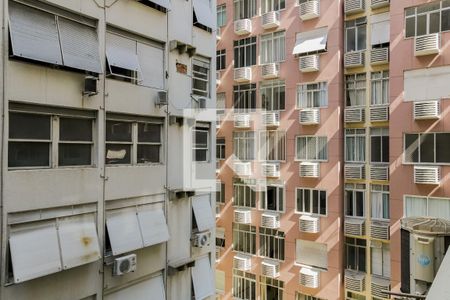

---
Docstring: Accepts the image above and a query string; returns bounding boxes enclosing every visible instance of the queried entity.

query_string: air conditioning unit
[370,47,389,65]
[345,270,366,292]
[83,76,98,96]
[261,63,279,79]
[197,97,207,109]
[413,100,440,120]
[261,213,280,229]
[234,162,252,176]
[299,0,320,20]
[299,268,320,288]
[299,162,320,178]
[156,90,168,106]
[262,111,280,127]
[262,260,280,278]
[344,51,365,68]
[344,0,365,15]
[414,166,440,185]
[299,215,320,233]
[234,67,252,83]
[370,165,389,181]
[369,105,389,122]
[193,231,211,248]
[371,276,391,299]
[261,11,280,29]
[299,108,320,125]
[113,254,137,276]
[371,0,390,9]
[415,33,440,56]
[233,254,251,271]
[234,19,252,35]
[344,164,365,180]
[345,218,365,236]
[234,113,251,128]
[413,234,435,282]
[261,162,280,178]
[344,107,365,123]
[299,54,320,72]
[234,209,252,224]
[371,221,390,240]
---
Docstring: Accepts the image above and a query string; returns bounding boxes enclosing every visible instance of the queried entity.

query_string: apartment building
[215,0,345,299]
[0,0,216,299]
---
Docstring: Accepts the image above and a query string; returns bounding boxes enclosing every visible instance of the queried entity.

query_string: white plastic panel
[192,256,215,300]
[106,32,141,72]
[9,221,62,283]
[137,208,170,247]
[105,274,165,300]
[9,2,63,65]
[58,17,102,73]
[192,195,215,231]
[193,0,216,30]
[58,214,101,270]
[293,27,328,55]
[137,42,164,89]
[370,12,390,45]
[106,208,143,255]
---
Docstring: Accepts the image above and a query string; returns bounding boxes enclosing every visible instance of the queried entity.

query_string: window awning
[193,0,216,30]
[137,207,170,247]
[192,256,215,300]
[192,195,215,231]
[292,27,328,55]
[296,239,328,270]
[370,12,390,45]
[106,32,141,73]
[105,274,165,300]
[140,0,171,10]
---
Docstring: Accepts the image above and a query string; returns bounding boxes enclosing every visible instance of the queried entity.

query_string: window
[293,27,328,57]
[9,108,94,168]
[217,138,226,160]
[370,128,389,163]
[216,181,225,204]
[233,270,256,300]
[216,49,226,71]
[297,82,328,108]
[371,71,389,105]
[216,227,226,247]
[217,92,226,124]
[346,73,366,107]
[296,293,326,300]
[260,31,285,64]
[405,1,450,38]
[234,37,257,68]
[233,179,256,208]
[295,239,328,270]
[296,136,328,161]
[193,124,210,162]
[233,223,256,254]
[217,4,227,27]
[105,116,162,165]
[233,131,256,161]
[260,276,284,300]
[296,188,327,216]
[404,132,450,164]
[345,184,365,217]
[371,242,390,277]
[260,185,284,212]
[371,185,389,220]
[261,0,285,13]
[234,84,256,111]
[259,228,285,260]
[404,195,450,219]
[261,80,285,111]
[192,57,210,97]
[345,129,366,162]
[346,292,366,300]
[234,0,256,20]
[259,131,286,161]
[345,17,367,52]
[345,237,366,272]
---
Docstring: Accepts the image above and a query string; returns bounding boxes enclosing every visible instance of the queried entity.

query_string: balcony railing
[344,51,365,68]
[370,105,389,122]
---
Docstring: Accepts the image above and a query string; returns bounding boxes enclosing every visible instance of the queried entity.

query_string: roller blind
[137,42,164,89]
[370,12,390,45]
[106,32,141,73]
[296,239,328,270]
[404,66,450,101]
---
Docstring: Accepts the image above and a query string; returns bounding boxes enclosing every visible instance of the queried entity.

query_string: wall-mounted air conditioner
[345,270,366,292]
[299,268,320,288]
[370,165,389,181]
[415,33,440,56]
[234,209,252,224]
[83,76,98,96]
[344,51,365,68]
[299,0,320,20]
[261,260,280,278]
[299,215,320,233]
[371,221,390,240]
[261,63,280,79]
[234,161,252,176]
[344,164,365,180]
[261,213,280,229]
[234,67,252,83]
[233,254,251,271]
[299,108,320,125]
[299,54,320,72]
[344,107,365,123]
[262,111,280,127]
[261,11,280,29]
[344,218,365,236]
[413,100,440,120]
[234,113,251,128]
[414,166,440,185]
[261,162,280,178]
[113,254,137,276]
[193,231,211,248]
[234,19,252,35]
[369,105,388,122]
[299,162,320,178]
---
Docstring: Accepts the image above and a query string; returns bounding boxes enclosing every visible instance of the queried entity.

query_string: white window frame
[345,183,366,218]
[232,223,257,255]
[232,270,257,300]
[260,276,284,300]
[233,180,256,208]
[345,128,366,162]
[193,126,210,162]
[371,184,390,220]
[345,17,367,52]
[261,0,285,13]
[404,195,450,219]
[345,73,367,107]
[216,49,226,71]
[261,80,286,111]
[260,185,284,212]
[217,4,227,27]
[216,137,226,160]
[259,227,285,261]
[260,31,286,64]
[234,37,257,68]
[296,293,325,300]
[192,57,210,98]
[295,136,328,161]
[371,242,391,278]
[296,82,328,109]
[404,1,450,38]
[295,188,327,216]
[403,132,450,165]
[371,71,389,105]
[370,128,389,164]
[345,237,367,272]
[259,131,286,162]
[233,131,256,161]
[233,0,256,20]
[233,83,257,111]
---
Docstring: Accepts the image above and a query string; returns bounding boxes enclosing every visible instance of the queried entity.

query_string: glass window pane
[195,149,208,161]
[8,142,50,167]
[436,133,450,163]
[346,28,356,52]
[138,123,161,143]
[420,133,435,163]
[195,130,208,148]
[442,9,450,31]
[417,14,427,36]
[9,113,50,140]
[404,134,419,163]
[59,118,92,141]
[312,190,319,214]
[346,191,354,216]
[382,135,389,163]
[320,191,327,215]
[357,25,366,50]
[371,136,381,162]
[137,145,160,163]
[58,144,91,166]
[405,17,416,37]
[430,12,440,33]
[356,192,364,217]
[105,144,131,164]
[304,189,311,213]
[106,121,132,142]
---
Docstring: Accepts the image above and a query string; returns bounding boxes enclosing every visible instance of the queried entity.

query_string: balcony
[261,212,280,229]
[261,11,280,29]
[262,111,280,127]
[299,162,320,178]
[299,54,319,72]
[344,107,365,123]
[371,276,391,299]
[414,166,440,185]
[299,108,320,125]
[370,164,389,181]
[345,270,366,292]
[299,0,320,21]
[261,162,280,178]
[344,51,365,68]
[415,33,440,56]
[234,113,251,128]
[299,268,320,288]
[233,161,252,176]
[345,164,365,180]
[371,0,389,9]
[344,0,365,15]
[370,105,389,122]
[299,215,320,233]
[345,218,365,236]
[234,209,252,224]
[262,259,280,278]
[234,19,252,35]
[261,63,279,79]
[413,100,440,120]
[371,220,390,240]
[370,47,389,65]
[233,253,252,271]
[234,67,252,83]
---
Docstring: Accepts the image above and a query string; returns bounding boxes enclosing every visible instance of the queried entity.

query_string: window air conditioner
[193,231,211,248]
[156,91,168,106]
[113,254,137,276]
[83,76,98,96]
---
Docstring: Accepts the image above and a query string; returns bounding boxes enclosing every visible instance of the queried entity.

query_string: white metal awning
[427,245,450,299]
[141,0,171,10]
[293,27,328,55]
[193,0,216,30]
[106,32,141,73]
[105,274,166,300]
[370,12,390,46]
[192,195,215,231]
[192,256,215,300]
[137,207,170,247]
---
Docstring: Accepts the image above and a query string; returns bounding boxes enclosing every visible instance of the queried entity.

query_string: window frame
[260,185,285,213]
[216,49,226,71]
[370,71,389,106]
[296,82,328,109]
[371,184,390,220]
[371,242,391,278]
[232,270,257,300]
[295,135,328,162]
[345,73,367,107]
[345,128,366,163]
[295,188,327,216]
[260,31,286,64]
[233,83,257,112]
[345,183,366,218]
[403,132,450,165]
[261,0,285,13]
[216,137,226,160]
[233,0,257,20]
[404,1,450,38]
[403,194,450,219]
[345,237,367,272]
[261,80,286,111]
[233,179,257,208]
[259,131,286,162]
[259,227,285,261]
[233,37,257,68]
[233,131,256,161]
[217,4,227,27]
[192,57,211,98]
[345,17,367,52]
[260,276,284,300]
[232,223,257,255]
[193,125,210,163]
[370,128,389,164]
